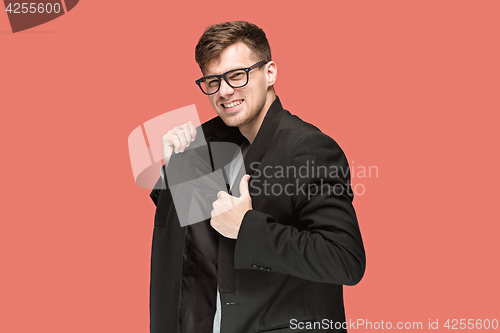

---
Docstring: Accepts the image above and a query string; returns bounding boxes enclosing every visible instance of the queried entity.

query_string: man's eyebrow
[204,65,248,77]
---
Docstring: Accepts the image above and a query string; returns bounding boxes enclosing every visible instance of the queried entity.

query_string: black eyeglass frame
[195,60,268,95]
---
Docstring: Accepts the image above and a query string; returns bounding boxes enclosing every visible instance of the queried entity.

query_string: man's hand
[161,121,197,166]
[210,175,252,239]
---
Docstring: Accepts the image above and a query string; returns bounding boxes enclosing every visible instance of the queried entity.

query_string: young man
[149,21,365,333]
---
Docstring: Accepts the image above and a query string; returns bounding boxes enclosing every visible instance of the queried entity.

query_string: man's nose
[219,78,235,97]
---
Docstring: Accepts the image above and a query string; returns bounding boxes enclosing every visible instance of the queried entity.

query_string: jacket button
[251,264,258,269]
[259,266,265,270]
[264,267,272,272]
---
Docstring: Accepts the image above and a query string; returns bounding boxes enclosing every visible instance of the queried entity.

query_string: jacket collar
[243,96,286,177]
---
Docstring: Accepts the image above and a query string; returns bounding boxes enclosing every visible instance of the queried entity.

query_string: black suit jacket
[149,96,365,333]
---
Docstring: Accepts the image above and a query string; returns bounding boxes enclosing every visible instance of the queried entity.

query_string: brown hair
[195,21,272,73]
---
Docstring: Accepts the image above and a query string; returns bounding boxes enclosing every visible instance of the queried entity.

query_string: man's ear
[266,61,277,86]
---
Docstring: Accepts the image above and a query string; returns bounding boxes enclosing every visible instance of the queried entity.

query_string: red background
[1,1,499,332]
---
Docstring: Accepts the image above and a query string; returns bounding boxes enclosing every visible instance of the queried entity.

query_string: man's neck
[238,90,276,144]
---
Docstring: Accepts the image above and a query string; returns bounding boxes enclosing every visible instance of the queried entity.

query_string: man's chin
[221,119,242,128]
[219,114,243,128]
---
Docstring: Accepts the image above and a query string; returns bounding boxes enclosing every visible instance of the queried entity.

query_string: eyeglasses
[195,60,267,95]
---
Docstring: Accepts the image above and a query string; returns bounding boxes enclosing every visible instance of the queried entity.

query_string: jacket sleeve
[234,131,366,285]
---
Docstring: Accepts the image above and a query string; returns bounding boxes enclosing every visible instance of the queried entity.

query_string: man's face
[203,42,270,128]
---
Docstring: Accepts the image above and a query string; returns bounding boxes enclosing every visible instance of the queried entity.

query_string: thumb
[239,174,250,198]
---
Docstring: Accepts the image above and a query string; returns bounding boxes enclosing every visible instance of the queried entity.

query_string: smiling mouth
[222,99,244,108]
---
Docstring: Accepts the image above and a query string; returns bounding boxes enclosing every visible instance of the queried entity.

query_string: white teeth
[223,100,243,108]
